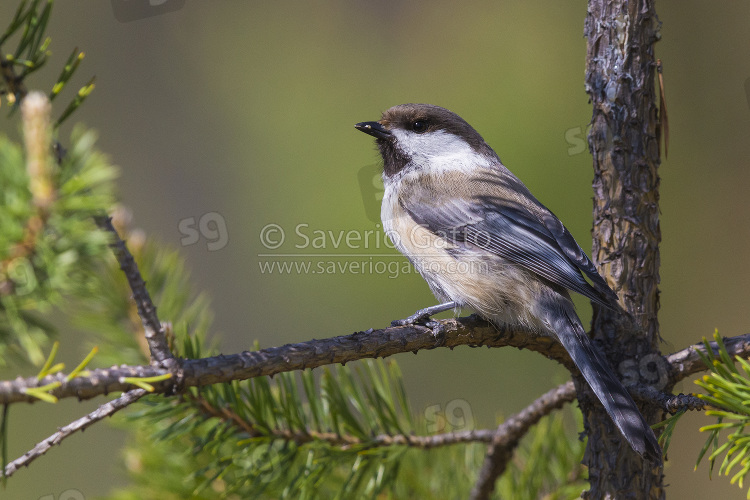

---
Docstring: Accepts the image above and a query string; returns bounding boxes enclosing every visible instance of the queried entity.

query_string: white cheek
[391,129,472,158]
[391,129,492,173]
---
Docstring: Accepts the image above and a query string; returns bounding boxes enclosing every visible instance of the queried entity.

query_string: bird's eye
[411,120,428,133]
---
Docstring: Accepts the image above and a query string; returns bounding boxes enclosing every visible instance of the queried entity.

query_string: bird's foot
[390,301,456,327]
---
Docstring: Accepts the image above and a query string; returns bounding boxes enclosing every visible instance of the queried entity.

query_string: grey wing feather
[537,211,620,307]
[400,183,618,310]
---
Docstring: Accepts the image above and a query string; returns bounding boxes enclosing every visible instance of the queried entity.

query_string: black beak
[355,121,391,140]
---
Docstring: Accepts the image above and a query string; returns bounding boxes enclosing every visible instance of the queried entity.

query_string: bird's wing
[399,171,619,310]
[535,209,620,307]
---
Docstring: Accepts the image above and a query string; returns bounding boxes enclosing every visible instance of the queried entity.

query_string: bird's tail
[549,303,662,464]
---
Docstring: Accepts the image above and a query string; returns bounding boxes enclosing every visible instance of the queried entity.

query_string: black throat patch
[377,138,411,178]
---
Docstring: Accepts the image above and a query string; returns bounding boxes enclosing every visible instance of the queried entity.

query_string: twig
[188,391,496,448]
[666,332,750,385]
[3,389,146,478]
[93,215,174,365]
[0,58,28,101]
[470,381,577,500]
[630,385,707,413]
[368,429,496,448]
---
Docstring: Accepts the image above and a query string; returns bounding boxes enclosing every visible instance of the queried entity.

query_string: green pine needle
[695,330,750,495]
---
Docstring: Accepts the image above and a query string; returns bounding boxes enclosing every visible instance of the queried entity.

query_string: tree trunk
[583,0,666,498]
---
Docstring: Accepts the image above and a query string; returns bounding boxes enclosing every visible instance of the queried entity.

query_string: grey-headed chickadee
[355,103,660,463]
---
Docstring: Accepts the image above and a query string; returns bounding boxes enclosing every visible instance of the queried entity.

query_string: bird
[355,103,661,463]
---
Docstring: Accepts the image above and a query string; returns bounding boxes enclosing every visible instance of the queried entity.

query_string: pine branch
[2,388,146,477]
[1,326,747,409]
[0,317,537,404]
[187,390,495,449]
[667,332,750,385]
[120,361,584,498]
[470,381,577,500]
[93,215,174,365]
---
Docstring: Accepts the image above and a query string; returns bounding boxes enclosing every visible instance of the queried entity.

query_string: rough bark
[584,0,666,498]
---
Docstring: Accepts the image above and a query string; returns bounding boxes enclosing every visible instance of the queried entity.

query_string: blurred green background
[1,1,749,498]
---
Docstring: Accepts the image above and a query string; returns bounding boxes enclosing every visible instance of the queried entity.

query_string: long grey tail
[549,303,662,464]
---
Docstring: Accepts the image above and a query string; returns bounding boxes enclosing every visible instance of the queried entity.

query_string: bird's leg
[391,301,457,327]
